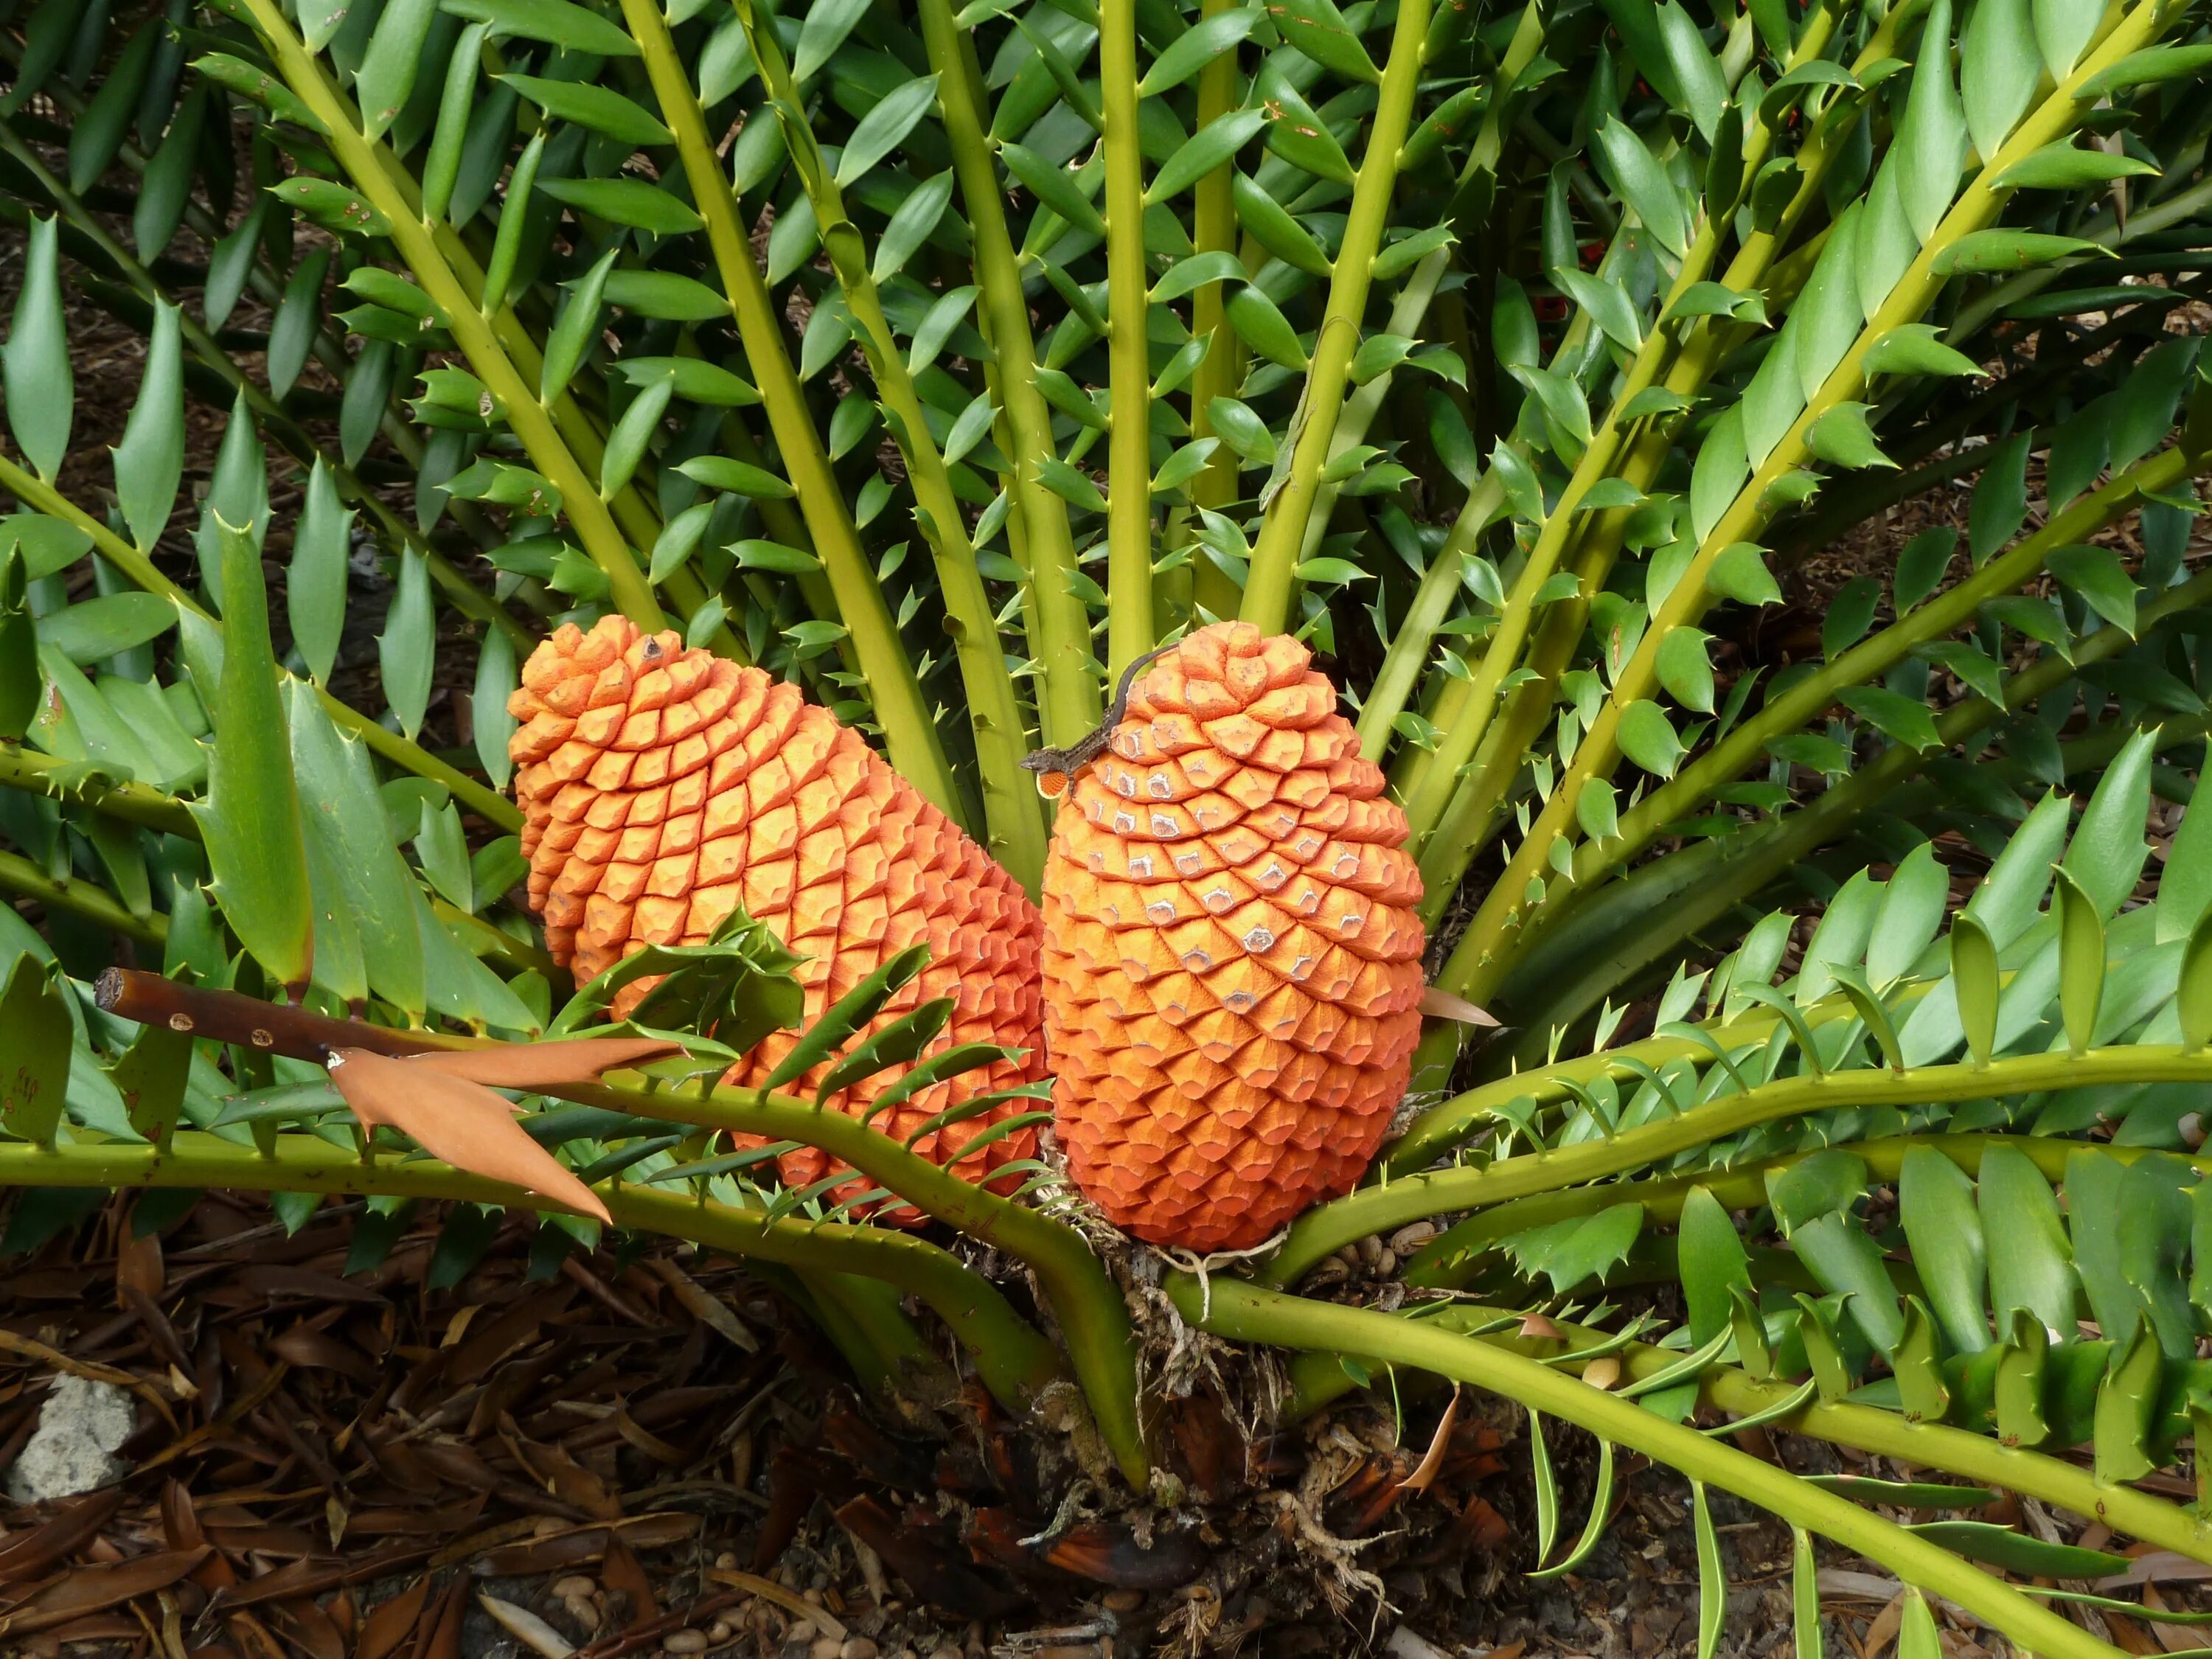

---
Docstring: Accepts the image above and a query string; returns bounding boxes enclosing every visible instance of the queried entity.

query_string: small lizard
[1019,643,1175,800]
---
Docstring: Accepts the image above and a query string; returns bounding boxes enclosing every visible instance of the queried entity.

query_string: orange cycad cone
[507,618,1045,1201]
[1040,622,1426,1252]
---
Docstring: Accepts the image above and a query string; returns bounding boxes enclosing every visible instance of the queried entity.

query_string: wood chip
[479,1593,579,1658]
[642,1259,759,1353]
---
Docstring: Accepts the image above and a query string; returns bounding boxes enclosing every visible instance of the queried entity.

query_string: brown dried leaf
[599,1534,656,1632]
[469,1516,699,1577]
[204,1545,434,1611]
[0,1491,127,1584]
[266,1596,346,1659]
[326,1048,611,1222]
[0,1547,209,1634]
[418,1577,469,1659]
[356,1576,431,1659]
[268,1326,377,1384]
[0,1330,173,1428]
[1397,1390,1460,1496]
[500,1421,622,1520]
[640,1259,758,1353]
[159,1481,204,1553]
[230,1265,389,1306]
[1862,1590,1907,1658]
[116,1229,164,1303]
[1042,1520,1208,1590]
[1419,987,1499,1026]
[611,1408,685,1468]
[408,1039,683,1088]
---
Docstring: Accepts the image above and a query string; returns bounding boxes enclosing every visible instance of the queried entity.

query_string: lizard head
[1018,748,1075,799]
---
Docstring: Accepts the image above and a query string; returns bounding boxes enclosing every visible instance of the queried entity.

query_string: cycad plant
[8,0,2212,1638]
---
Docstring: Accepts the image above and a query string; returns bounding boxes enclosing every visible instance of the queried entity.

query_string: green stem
[1410,504,1628,926]
[1408,1132,2212,1287]
[0,1132,1063,1412]
[913,0,1102,745]
[0,848,161,944]
[803,1268,946,1395]
[1238,0,1432,633]
[1448,0,2165,996]
[1783,299,2186,554]
[1266,1047,2212,1287]
[728,0,1046,880]
[620,0,966,830]
[1354,470,1503,759]
[1182,0,1248,627]
[1380,0,1795,817]
[234,0,671,634]
[0,745,552,980]
[1382,976,1840,1177]
[1948,173,2212,346]
[0,743,198,838]
[1281,1298,2212,1571]
[1295,248,1449,571]
[1394,6,1898,868]
[1100,0,1155,675]
[0,449,521,831]
[1591,439,2202,891]
[1463,557,2212,1034]
[1169,1277,2124,1659]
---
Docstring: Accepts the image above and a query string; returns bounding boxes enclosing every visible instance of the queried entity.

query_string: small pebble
[1388,1221,1437,1256]
[663,1632,708,1655]
[839,1640,878,1659]
[552,1576,598,1600]
[1102,1589,1144,1612]
[707,1621,734,1644]
[1374,1247,1397,1275]
[809,1637,842,1659]
[714,1551,740,1570]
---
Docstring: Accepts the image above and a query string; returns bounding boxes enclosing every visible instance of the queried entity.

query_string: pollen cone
[507,616,1045,1205]
[1040,622,1425,1252]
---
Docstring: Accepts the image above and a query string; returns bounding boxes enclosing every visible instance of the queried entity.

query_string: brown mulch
[0,1187,2199,1659]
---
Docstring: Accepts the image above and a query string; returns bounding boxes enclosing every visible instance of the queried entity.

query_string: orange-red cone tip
[1040,622,1426,1252]
[507,617,1045,1208]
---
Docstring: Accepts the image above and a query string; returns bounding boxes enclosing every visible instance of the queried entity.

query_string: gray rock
[6,1374,134,1503]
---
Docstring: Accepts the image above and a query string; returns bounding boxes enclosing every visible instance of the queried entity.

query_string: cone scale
[507,618,1045,1200]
